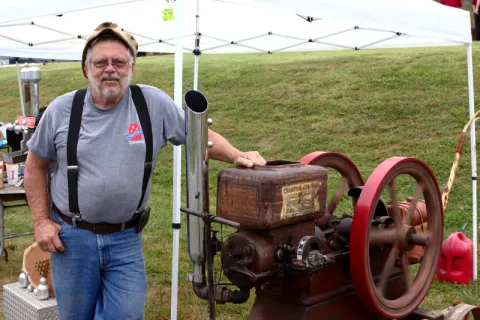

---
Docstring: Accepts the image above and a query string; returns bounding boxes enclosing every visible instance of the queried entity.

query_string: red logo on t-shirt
[125,123,143,141]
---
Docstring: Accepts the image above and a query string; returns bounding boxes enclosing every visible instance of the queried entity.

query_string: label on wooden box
[280,180,323,220]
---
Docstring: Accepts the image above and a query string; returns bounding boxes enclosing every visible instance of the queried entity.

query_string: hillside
[1,45,480,319]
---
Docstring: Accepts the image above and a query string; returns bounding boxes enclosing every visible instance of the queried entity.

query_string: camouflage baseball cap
[82,22,138,78]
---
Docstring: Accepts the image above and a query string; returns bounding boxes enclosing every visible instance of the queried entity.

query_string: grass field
[1,44,480,319]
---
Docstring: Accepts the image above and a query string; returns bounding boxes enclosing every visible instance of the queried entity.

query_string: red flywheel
[299,152,364,222]
[350,157,443,319]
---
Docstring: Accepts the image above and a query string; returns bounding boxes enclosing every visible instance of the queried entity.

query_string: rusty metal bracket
[444,303,480,320]
[408,304,480,320]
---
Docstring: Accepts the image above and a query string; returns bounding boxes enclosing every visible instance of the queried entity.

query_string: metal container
[20,65,31,117]
[30,67,41,118]
[4,283,59,320]
[3,150,28,164]
[216,160,327,229]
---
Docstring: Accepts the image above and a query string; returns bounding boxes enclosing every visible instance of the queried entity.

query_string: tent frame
[1,21,410,54]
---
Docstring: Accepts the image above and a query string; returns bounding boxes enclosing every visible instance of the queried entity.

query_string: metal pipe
[226,288,250,304]
[185,90,209,287]
[4,231,34,239]
[466,43,478,280]
[180,207,240,229]
[15,61,25,116]
[194,0,200,91]
[204,209,215,319]
[20,65,31,117]
[193,284,251,305]
[30,67,41,117]
[31,83,39,118]
[171,0,185,317]
[184,90,250,313]
[23,83,31,117]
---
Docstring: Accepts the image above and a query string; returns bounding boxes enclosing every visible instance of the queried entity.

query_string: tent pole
[194,56,199,90]
[194,0,200,91]
[15,60,25,116]
[171,0,185,318]
[466,43,477,280]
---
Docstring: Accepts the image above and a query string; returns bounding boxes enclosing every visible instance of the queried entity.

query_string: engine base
[249,274,405,320]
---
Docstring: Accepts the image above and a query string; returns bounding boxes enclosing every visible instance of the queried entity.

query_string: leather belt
[54,205,139,234]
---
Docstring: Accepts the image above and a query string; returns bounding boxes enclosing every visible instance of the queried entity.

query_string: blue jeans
[50,210,147,320]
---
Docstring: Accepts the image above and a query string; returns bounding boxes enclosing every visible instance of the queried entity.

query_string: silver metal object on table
[19,271,29,288]
[36,278,49,300]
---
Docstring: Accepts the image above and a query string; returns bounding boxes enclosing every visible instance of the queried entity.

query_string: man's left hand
[233,151,266,168]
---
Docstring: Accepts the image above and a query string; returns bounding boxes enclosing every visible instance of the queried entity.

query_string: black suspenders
[67,89,86,215]
[130,85,153,209]
[67,85,153,218]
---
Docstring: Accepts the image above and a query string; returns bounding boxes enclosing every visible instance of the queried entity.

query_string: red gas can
[437,232,473,285]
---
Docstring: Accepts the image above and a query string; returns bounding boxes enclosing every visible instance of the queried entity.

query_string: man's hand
[233,151,266,168]
[207,130,266,167]
[34,219,65,252]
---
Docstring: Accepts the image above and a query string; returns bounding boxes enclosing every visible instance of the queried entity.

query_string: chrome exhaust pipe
[184,91,250,316]
[185,90,209,286]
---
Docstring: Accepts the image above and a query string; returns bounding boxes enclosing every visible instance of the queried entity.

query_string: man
[440,0,462,8]
[474,0,480,41]
[24,22,265,320]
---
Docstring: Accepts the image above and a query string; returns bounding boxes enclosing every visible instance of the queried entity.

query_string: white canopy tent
[0,0,476,318]
[0,0,473,59]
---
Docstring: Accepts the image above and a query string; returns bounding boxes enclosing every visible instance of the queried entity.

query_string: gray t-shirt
[27,85,185,223]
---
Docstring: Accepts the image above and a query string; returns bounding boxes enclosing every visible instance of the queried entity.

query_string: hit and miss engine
[183,91,443,320]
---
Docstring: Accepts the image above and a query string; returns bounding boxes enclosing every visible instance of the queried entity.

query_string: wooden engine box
[216,161,327,229]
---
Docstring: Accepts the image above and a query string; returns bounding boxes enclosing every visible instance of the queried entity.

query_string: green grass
[2,44,480,319]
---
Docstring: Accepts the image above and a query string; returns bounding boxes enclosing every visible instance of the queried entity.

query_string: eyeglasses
[91,59,129,69]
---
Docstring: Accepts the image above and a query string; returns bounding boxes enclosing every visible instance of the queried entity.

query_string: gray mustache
[101,73,120,81]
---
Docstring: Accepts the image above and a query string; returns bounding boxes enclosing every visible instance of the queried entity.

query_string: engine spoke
[326,177,348,214]
[401,252,412,291]
[377,245,400,296]
[388,180,402,226]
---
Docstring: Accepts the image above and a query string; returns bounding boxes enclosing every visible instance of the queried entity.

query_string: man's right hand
[34,219,65,252]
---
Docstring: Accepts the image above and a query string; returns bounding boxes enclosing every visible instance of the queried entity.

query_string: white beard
[88,68,132,98]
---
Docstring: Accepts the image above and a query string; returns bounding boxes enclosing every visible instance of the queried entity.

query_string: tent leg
[466,43,477,280]
[171,0,185,319]
[194,0,200,91]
